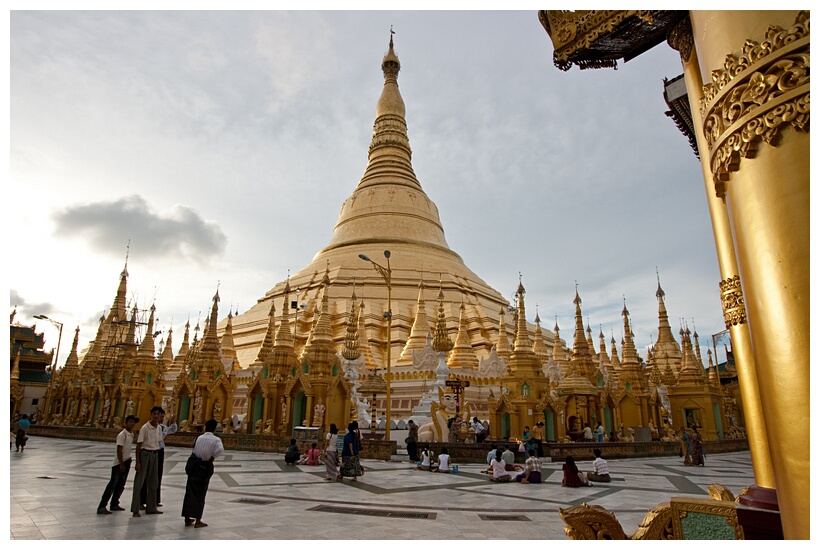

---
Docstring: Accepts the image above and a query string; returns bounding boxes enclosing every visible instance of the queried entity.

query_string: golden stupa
[226,36,549,416]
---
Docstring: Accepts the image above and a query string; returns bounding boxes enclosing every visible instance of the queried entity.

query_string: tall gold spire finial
[121,240,130,279]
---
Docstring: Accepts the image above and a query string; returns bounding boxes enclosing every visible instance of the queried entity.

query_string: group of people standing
[321,421,366,482]
[96,406,223,529]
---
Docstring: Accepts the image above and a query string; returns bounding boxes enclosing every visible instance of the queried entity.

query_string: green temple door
[252,394,264,429]
[293,392,307,428]
[180,395,191,423]
[501,412,511,440]
[544,409,555,441]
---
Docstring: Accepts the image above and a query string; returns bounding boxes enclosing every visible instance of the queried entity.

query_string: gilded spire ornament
[343,288,361,361]
[432,286,453,353]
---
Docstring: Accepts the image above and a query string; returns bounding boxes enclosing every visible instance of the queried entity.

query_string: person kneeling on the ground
[490,449,511,482]
[585,448,611,483]
[515,449,542,484]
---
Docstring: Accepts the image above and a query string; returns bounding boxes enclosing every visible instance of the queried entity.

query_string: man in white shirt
[472,417,486,443]
[97,415,137,514]
[141,411,176,508]
[585,448,611,483]
[182,419,224,528]
[130,406,165,517]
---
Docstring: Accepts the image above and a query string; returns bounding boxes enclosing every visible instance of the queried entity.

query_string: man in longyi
[182,418,224,528]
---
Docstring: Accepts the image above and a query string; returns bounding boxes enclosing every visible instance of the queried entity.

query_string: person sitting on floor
[284,439,300,466]
[415,446,433,471]
[515,449,542,484]
[501,444,524,471]
[305,442,321,466]
[489,449,511,482]
[585,448,611,483]
[431,447,452,473]
[562,455,591,487]
[296,443,310,465]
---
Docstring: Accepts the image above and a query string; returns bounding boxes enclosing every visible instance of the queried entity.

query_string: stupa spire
[513,276,532,353]
[448,299,479,368]
[319,33,453,256]
[253,300,277,368]
[221,310,238,368]
[495,308,512,362]
[398,278,432,364]
[273,279,294,349]
[532,307,549,363]
[137,303,157,358]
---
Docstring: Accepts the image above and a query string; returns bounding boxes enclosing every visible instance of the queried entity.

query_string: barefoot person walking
[182,419,224,528]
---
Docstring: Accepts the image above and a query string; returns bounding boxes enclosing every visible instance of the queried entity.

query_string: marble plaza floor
[7,435,755,541]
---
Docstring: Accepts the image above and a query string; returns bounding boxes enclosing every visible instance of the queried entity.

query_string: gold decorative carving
[701,11,810,196]
[719,275,747,328]
[708,484,737,502]
[631,502,675,540]
[559,503,628,540]
[667,16,693,62]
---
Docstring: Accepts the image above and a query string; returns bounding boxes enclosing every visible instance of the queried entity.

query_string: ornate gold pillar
[669,15,776,491]
[690,11,809,539]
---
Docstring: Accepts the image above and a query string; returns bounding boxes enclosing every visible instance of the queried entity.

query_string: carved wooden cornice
[540,10,687,71]
[701,11,810,196]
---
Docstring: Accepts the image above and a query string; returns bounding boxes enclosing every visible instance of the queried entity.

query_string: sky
[7,7,732,369]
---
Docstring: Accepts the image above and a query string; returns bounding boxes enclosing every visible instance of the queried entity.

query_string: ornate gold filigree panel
[719,275,747,328]
[700,11,810,196]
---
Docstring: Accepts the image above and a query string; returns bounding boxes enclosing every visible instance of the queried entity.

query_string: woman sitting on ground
[305,442,321,465]
[489,449,511,482]
[415,446,433,471]
[562,455,590,487]
[515,449,542,484]
[432,447,452,473]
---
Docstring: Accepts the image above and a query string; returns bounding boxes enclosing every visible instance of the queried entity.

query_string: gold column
[671,16,775,490]
[690,11,809,539]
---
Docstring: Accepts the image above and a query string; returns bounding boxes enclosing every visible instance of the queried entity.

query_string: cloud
[52,195,227,262]
[10,289,59,318]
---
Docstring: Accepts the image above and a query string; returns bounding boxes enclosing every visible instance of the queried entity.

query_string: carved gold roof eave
[539,10,688,71]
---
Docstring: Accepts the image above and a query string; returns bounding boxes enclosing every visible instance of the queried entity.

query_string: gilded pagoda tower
[225,36,563,419]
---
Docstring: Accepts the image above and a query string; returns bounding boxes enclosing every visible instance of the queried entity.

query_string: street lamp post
[358,250,392,440]
[34,315,63,424]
